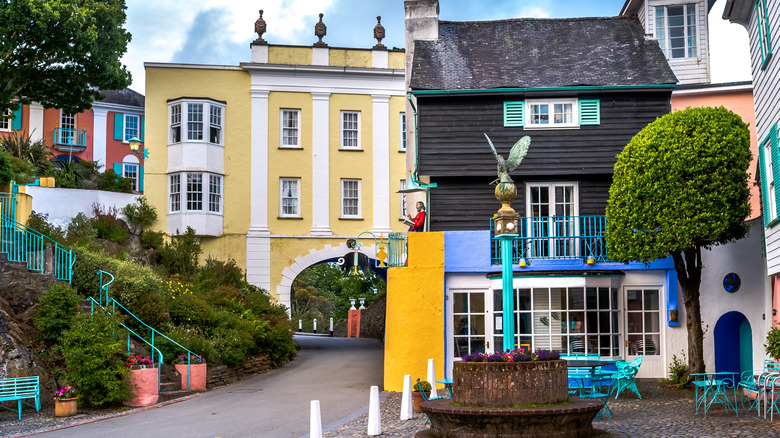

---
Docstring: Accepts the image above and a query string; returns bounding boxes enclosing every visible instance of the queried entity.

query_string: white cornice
[144,62,243,71]
[91,101,144,114]
[672,83,753,95]
[245,65,405,95]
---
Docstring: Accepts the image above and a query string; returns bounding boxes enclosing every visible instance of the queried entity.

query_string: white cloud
[708,0,752,83]
[511,5,552,19]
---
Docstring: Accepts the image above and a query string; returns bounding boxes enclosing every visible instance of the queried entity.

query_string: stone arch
[275,241,381,310]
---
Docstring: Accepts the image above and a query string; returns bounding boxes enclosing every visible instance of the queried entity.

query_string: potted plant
[54,386,77,417]
[174,353,207,391]
[412,379,432,413]
[124,355,159,407]
[765,325,780,362]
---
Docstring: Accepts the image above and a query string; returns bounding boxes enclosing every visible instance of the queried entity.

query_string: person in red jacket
[407,201,426,232]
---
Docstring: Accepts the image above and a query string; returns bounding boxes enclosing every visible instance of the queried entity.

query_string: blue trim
[139,165,144,192]
[114,113,123,141]
[140,116,145,142]
[666,269,679,327]
[11,106,22,130]
[113,162,122,175]
[443,274,449,379]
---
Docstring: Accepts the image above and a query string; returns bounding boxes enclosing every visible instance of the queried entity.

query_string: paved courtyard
[325,379,780,437]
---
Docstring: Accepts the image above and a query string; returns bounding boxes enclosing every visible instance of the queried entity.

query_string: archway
[714,311,752,383]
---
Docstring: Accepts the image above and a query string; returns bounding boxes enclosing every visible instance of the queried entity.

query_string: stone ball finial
[373,16,386,50]
[314,12,328,47]
[254,9,267,45]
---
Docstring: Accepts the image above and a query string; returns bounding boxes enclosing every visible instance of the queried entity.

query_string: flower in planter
[174,353,204,365]
[54,386,76,401]
[126,355,154,367]
[461,347,560,363]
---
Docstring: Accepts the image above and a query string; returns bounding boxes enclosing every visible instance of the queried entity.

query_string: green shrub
[121,196,157,235]
[195,258,244,292]
[211,326,255,367]
[169,294,211,327]
[157,325,214,364]
[55,310,132,406]
[766,325,780,360]
[26,211,66,244]
[0,148,14,185]
[35,282,80,346]
[139,230,164,251]
[97,169,133,193]
[257,319,297,367]
[158,227,201,277]
[668,351,690,388]
[92,207,129,244]
[66,212,97,245]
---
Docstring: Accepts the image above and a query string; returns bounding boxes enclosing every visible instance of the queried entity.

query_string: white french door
[624,287,665,377]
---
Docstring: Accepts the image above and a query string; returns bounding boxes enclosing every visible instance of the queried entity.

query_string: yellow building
[144,27,408,309]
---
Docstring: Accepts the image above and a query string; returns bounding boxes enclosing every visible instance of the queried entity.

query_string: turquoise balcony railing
[53,127,87,149]
[490,215,608,264]
[387,232,407,267]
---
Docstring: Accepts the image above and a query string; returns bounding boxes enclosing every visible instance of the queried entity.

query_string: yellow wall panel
[269,46,312,65]
[388,51,405,69]
[329,49,372,68]
[384,232,445,391]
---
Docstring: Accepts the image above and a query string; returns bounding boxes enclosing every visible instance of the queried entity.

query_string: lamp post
[494,181,519,352]
[128,136,142,155]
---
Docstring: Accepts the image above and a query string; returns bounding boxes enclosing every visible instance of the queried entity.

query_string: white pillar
[92,107,108,171]
[299,320,302,331]
[313,318,317,333]
[246,88,271,294]
[400,374,413,420]
[367,385,381,435]
[310,92,332,236]
[310,400,323,438]
[371,94,391,235]
[426,358,438,398]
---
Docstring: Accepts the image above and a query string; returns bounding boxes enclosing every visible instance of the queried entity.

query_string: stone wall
[332,293,386,340]
[206,354,273,388]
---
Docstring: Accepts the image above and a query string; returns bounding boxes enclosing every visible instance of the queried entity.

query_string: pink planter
[124,367,159,407]
[175,363,207,390]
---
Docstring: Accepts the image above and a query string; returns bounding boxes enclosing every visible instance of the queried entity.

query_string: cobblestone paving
[5,380,780,437]
[325,380,780,437]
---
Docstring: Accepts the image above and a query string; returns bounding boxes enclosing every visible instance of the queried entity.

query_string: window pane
[187,173,203,210]
[517,288,531,310]
[209,175,221,212]
[188,104,203,140]
[454,293,467,313]
[170,174,181,212]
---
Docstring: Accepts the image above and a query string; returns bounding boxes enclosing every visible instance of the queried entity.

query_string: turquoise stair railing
[0,185,75,282]
[91,270,203,391]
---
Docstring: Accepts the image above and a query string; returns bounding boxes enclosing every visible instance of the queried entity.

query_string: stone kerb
[453,360,568,407]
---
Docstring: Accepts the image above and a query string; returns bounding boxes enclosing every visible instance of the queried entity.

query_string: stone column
[372,94,391,235]
[246,89,271,292]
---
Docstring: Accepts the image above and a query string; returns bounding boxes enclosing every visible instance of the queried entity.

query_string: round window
[723,273,741,293]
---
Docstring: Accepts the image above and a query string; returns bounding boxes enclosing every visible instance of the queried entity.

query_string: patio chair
[578,374,615,419]
[612,356,643,399]
[416,378,446,424]
[568,368,591,397]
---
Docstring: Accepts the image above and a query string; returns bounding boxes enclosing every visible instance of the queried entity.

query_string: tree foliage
[0,0,132,114]
[606,106,751,375]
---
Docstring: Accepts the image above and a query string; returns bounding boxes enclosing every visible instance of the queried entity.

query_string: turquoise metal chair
[579,374,615,419]
[416,378,446,424]
[612,356,642,399]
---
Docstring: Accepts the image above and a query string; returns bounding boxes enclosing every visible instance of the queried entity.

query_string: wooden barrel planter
[453,360,568,406]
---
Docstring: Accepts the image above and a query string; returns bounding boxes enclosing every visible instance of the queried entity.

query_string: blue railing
[90,271,203,391]
[490,216,608,264]
[387,232,407,267]
[0,190,75,282]
[53,127,87,148]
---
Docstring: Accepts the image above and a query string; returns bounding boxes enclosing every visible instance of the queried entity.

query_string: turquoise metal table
[692,372,738,419]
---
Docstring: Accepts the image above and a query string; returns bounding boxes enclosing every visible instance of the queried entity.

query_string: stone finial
[373,16,386,49]
[314,13,328,47]
[254,10,267,45]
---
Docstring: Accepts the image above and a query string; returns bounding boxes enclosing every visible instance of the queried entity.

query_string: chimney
[404,0,439,87]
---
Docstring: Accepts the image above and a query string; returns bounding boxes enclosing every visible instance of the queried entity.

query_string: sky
[122,0,752,93]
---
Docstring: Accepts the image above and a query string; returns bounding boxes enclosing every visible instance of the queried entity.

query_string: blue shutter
[139,165,144,192]
[140,116,144,141]
[11,106,22,130]
[114,113,123,141]
[578,99,600,125]
[759,133,771,226]
[114,162,122,176]
[503,101,524,127]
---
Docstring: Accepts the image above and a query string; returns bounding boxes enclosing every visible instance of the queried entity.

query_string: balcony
[387,232,407,267]
[53,127,87,153]
[490,216,608,264]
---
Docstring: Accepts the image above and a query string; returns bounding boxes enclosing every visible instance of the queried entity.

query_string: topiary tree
[606,106,751,376]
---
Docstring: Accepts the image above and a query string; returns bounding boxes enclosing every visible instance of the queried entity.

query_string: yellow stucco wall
[268,46,311,65]
[144,67,251,264]
[269,236,351,298]
[389,96,408,228]
[200,233,248,271]
[384,232,445,392]
[268,92,314,235]
[388,51,405,69]
[329,94,374,236]
[329,49,372,68]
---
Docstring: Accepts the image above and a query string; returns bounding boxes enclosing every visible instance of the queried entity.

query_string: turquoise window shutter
[578,100,600,125]
[113,162,122,176]
[114,113,124,141]
[11,106,22,130]
[139,165,144,192]
[759,133,771,226]
[771,124,780,222]
[140,116,145,141]
[503,101,524,127]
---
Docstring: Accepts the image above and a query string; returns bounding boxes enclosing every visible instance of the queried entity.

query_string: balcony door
[526,183,578,258]
[60,113,75,145]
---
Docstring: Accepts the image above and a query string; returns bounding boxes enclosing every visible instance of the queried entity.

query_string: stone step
[158,388,201,403]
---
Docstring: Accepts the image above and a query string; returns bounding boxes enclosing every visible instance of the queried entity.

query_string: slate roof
[411,17,678,91]
[99,88,145,107]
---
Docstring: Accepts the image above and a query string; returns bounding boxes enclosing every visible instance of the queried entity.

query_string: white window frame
[208,174,222,213]
[280,109,301,148]
[186,172,203,211]
[654,4,697,59]
[400,112,407,151]
[59,112,76,144]
[123,163,139,191]
[757,0,773,68]
[170,174,181,212]
[400,180,407,219]
[765,134,777,221]
[0,110,10,132]
[123,114,140,142]
[525,99,578,129]
[279,177,301,218]
[340,111,361,150]
[341,179,361,218]
[168,99,225,146]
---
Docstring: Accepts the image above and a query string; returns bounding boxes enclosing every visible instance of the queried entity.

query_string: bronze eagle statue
[485,133,531,185]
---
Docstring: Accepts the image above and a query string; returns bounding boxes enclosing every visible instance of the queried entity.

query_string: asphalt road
[34,335,384,438]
